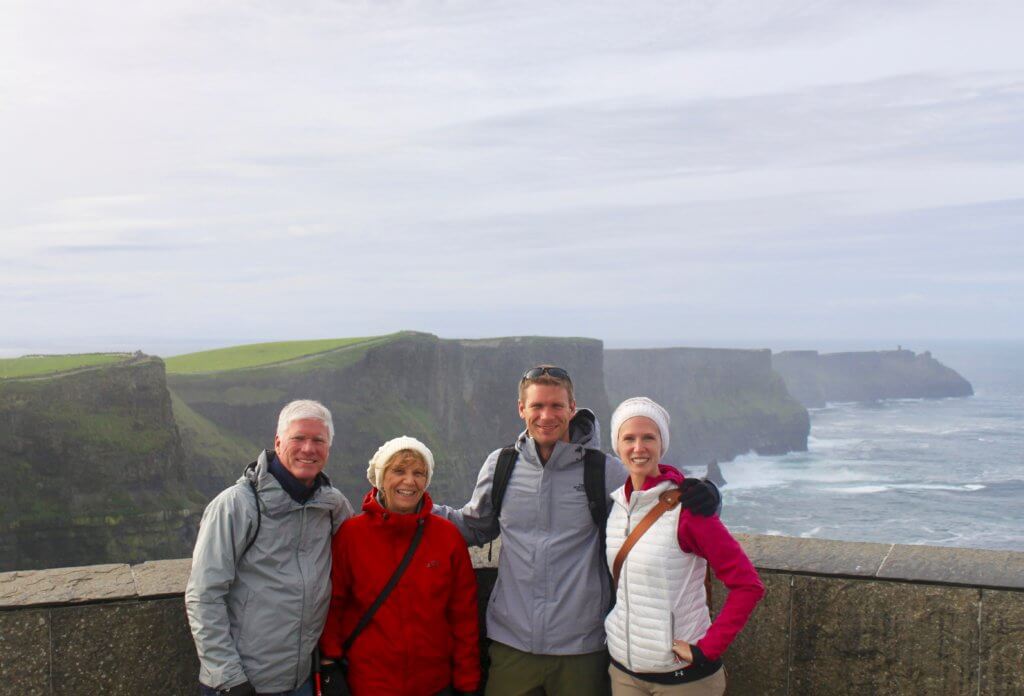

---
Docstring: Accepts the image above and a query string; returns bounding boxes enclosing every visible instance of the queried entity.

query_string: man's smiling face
[274,417,330,486]
[518,383,576,448]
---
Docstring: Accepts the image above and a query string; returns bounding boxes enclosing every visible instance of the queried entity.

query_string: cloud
[2,0,1024,346]
[46,243,182,255]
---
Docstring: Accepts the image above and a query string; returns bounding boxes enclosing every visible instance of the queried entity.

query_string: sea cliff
[605,347,809,464]
[0,356,202,572]
[168,332,610,503]
[773,349,974,408]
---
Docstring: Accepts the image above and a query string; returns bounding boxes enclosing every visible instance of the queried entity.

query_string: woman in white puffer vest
[604,397,764,695]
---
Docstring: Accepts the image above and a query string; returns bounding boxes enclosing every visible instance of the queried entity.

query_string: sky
[2,0,1023,357]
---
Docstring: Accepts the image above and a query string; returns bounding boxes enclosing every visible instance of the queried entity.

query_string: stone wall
[2,537,1021,696]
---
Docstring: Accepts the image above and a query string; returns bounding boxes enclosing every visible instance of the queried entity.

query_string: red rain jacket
[320,490,480,695]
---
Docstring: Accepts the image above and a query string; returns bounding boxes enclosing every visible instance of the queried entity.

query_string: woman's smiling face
[381,452,428,514]
[616,416,663,481]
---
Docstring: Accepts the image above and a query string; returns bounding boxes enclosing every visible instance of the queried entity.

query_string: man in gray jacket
[186,400,354,696]
[433,367,719,696]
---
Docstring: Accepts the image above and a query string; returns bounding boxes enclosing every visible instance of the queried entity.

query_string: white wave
[799,527,823,538]
[807,435,864,449]
[887,483,987,492]
[820,485,890,494]
[720,451,883,491]
[819,483,986,495]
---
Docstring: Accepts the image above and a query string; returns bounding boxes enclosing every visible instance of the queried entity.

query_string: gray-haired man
[186,400,354,696]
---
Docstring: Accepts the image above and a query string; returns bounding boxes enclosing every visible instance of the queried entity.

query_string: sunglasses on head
[521,366,572,383]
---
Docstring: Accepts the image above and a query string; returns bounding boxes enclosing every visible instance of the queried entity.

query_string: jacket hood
[514,407,601,453]
[240,450,338,516]
[242,449,336,487]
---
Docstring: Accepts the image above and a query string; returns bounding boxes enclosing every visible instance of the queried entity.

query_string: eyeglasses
[521,366,572,383]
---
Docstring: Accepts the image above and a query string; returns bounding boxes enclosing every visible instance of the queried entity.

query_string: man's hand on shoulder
[678,478,720,517]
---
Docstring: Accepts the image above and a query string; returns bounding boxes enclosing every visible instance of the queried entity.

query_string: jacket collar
[624,464,684,503]
[268,452,322,503]
[242,450,336,516]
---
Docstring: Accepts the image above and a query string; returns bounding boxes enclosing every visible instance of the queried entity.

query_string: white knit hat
[366,436,435,490]
[610,397,671,458]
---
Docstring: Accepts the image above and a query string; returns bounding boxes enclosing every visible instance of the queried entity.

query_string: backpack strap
[240,461,262,560]
[583,449,608,560]
[583,448,615,609]
[486,447,517,561]
[582,449,608,531]
[490,446,518,534]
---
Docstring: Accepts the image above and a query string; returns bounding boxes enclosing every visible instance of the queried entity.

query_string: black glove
[689,644,710,668]
[320,660,348,696]
[218,683,256,696]
[678,478,720,517]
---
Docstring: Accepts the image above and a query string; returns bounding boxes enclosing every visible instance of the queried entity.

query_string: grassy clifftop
[0,353,132,379]
[164,336,379,374]
[168,332,610,504]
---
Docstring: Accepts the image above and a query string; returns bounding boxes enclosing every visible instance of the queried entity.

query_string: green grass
[0,353,130,379]
[164,336,380,374]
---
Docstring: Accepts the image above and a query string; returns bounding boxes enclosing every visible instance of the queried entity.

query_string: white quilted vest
[604,479,711,673]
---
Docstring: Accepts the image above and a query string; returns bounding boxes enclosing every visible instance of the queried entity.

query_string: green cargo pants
[485,641,611,696]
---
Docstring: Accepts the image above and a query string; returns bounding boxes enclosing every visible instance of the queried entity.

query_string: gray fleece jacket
[185,451,354,691]
[433,409,627,655]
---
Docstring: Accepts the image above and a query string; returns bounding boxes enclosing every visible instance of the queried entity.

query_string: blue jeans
[199,678,313,696]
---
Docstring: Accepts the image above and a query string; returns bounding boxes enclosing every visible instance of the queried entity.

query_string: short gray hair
[277,399,334,445]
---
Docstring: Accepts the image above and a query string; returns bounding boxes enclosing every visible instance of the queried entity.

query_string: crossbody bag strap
[612,488,682,591]
[341,517,427,657]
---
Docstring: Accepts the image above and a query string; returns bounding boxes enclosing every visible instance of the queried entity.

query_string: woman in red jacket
[319,436,481,696]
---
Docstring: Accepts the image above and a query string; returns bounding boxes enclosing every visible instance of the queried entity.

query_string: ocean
[710,341,1024,552]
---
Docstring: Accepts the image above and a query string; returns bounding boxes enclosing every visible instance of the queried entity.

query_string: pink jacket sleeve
[678,511,764,661]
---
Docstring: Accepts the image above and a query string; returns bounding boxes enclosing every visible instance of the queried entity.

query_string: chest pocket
[545,466,597,543]
[498,463,541,536]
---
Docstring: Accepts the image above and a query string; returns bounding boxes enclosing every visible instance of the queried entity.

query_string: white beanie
[366,436,435,490]
[610,397,671,458]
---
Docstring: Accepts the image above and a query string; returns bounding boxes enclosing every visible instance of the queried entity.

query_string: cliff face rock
[168,333,610,504]
[0,357,202,571]
[604,348,810,465]
[772,350,974,408]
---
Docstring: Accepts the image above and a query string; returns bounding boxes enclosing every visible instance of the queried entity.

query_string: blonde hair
[386,449,426,470]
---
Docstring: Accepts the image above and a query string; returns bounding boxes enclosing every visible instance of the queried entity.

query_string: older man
[186,400,354,696]
[433,366,720,696]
